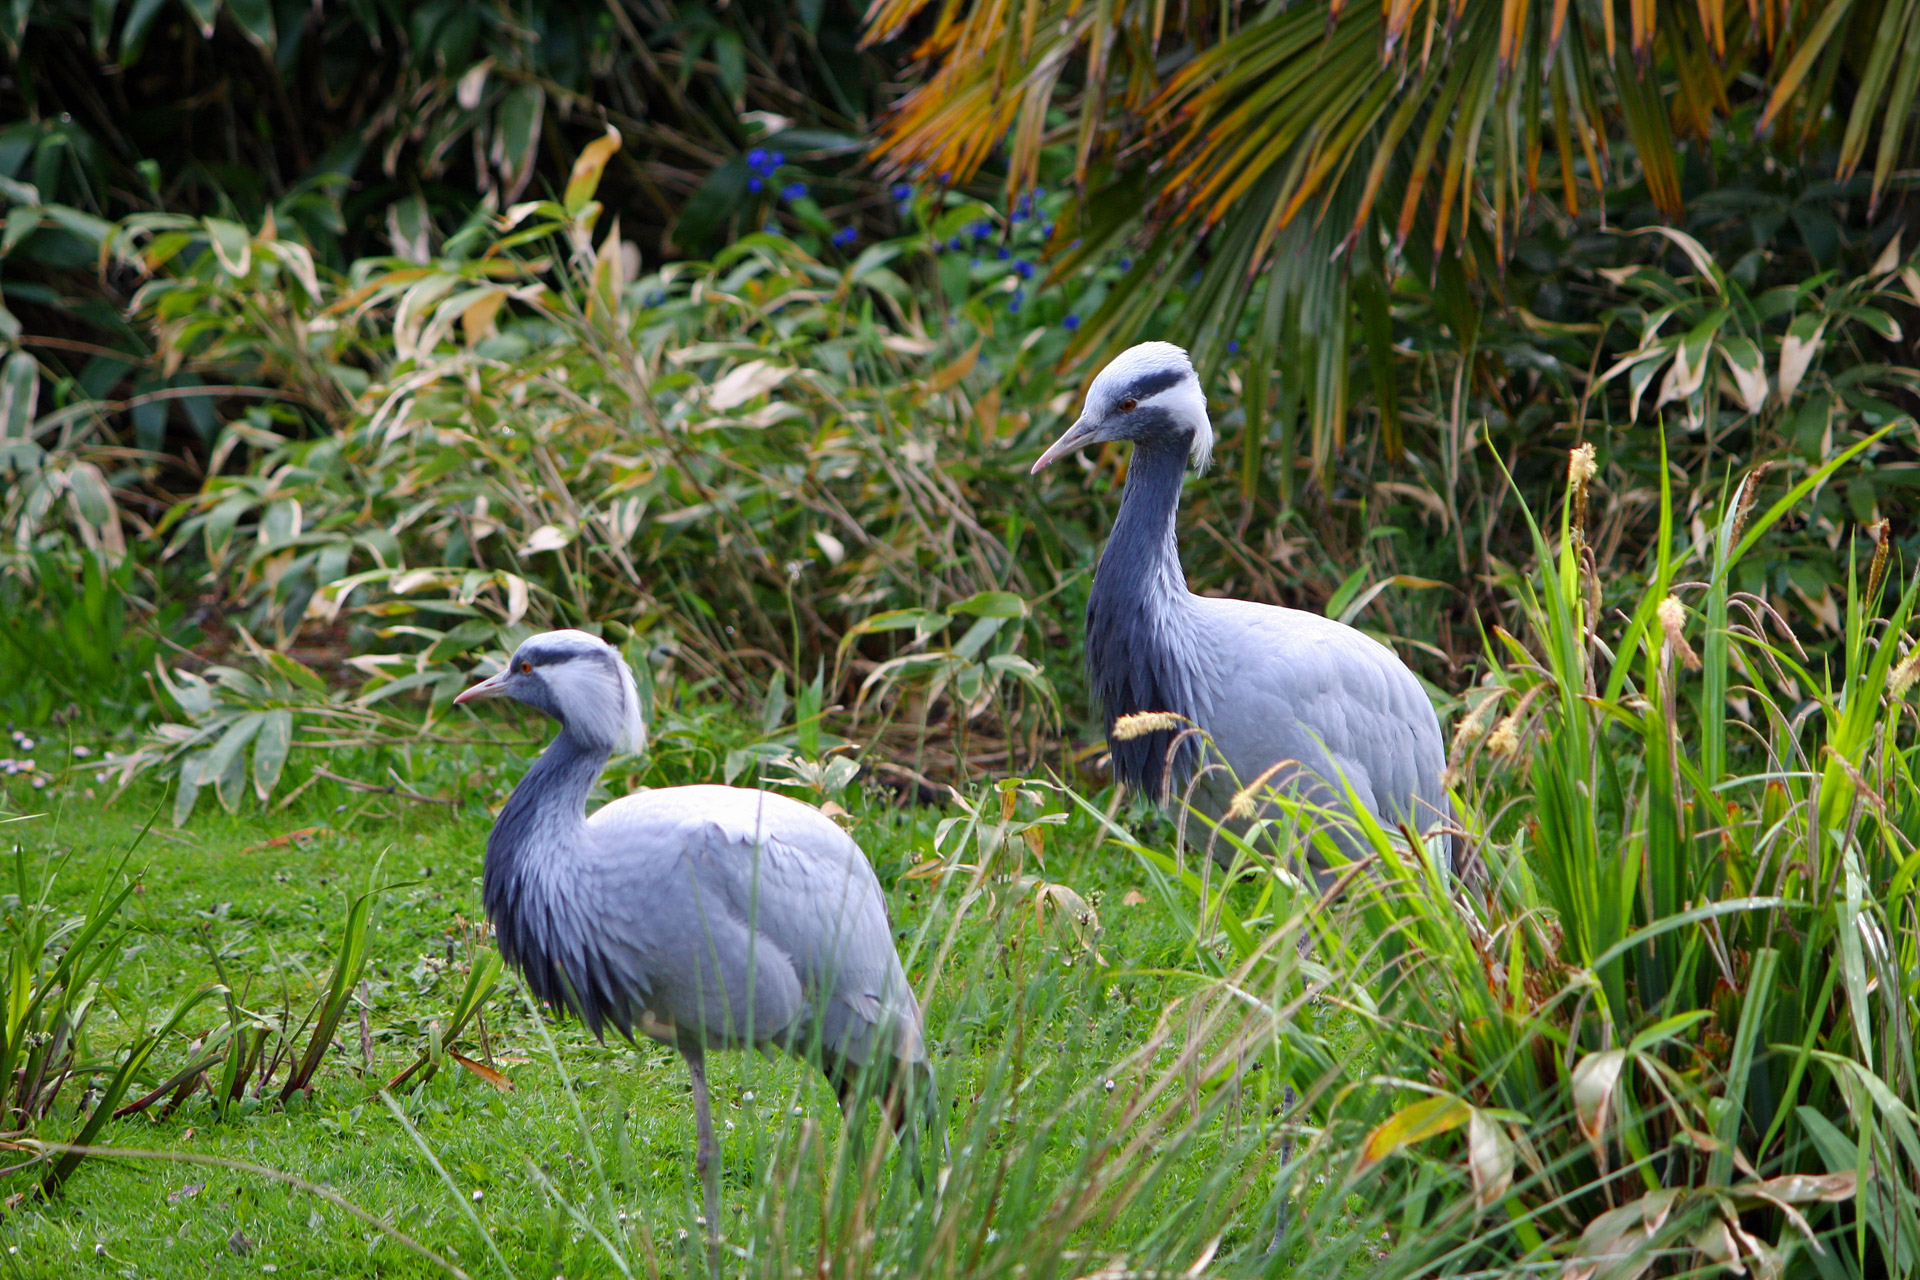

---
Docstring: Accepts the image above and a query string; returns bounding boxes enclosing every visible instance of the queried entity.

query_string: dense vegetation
[5,0,1920,1276]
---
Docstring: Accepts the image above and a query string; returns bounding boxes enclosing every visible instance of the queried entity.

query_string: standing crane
[1031,342,1453,874]
[455,629,940,1270]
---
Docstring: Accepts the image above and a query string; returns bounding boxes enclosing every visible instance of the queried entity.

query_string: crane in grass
[454,630,941,1271]
[1030,341,1455,876]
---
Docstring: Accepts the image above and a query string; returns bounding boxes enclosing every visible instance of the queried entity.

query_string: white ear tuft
[613,645,647,755]
[1189,417,1214,473]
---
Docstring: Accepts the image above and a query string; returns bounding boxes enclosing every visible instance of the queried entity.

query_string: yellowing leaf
[709,359,793,410]
[521,524,572,555]
[1467,1109,1515,1210]
[1358,1093,1470,1168]
[565,126,624,217]
[1572,1049,1626,1143]
[462,292,506,346]
[1718,337,1768,415]
[1777,315,1826,401]
[923,340,980,395]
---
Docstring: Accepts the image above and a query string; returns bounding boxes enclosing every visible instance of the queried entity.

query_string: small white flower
[31,778,46,790]
[471,1189,484,1201]
[741,1090,754,1102]
[72,746,91,758]
[18,739,33,751]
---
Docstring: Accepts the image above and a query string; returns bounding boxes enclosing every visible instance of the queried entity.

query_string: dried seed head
[1227,787,1260,822]
[1568,443,1597,486]
[1729,462,1773,547]
[1658,595,1701,670]
[1868,519,1892,603]
[1890,647,1920,700]
[1569,444,1597,545]
[1110,711,1184,741]
[1487,715,1523,759]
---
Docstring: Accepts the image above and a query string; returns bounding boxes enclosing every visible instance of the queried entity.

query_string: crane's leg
[683,1045,722,1278]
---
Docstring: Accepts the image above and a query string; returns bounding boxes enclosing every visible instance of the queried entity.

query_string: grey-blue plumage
[1033,343,1452,871]
[455,631,939,1267]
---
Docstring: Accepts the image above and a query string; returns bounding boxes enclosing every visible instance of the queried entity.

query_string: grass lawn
[0,719,1319,1279]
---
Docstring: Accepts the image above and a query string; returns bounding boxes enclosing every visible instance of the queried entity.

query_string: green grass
[0,739,1308,1280]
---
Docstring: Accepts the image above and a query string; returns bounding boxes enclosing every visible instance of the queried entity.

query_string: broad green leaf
[949,591,1027,619]
[251,708,292,802]
[204,217,252,277]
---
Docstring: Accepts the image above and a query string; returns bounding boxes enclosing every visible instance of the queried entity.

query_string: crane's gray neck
[484,730,630,1038]
[1086,440,1205,800]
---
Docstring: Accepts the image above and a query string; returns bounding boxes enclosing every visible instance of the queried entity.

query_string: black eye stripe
[1115,368,1188,404]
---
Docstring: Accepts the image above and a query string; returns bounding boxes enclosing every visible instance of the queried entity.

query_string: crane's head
[454,629,647,755]
[1030,341,1213,476]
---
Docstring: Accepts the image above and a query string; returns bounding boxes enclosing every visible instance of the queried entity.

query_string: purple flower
[997,247,1011,260]
[764,221,780,235]
[748,176,763,193]
[948,236,964,251]
[832,226,859,247]
[1119,257,1132,271]
[748,148,769,170]
[771,152,786,167]
[1063,313,1081,330]
[891,182,914,201]
[1015,260,1034,279]
[1008,297,1022,314]
[1012,210,1027,223]
[1042,223,1055,237]
[782,182,808,201]
[1227,340,1240,354]
[972,220,993,239]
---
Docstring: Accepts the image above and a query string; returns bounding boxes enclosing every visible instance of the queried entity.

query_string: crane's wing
[583,785,925,1067]
[1189,598,1450,843]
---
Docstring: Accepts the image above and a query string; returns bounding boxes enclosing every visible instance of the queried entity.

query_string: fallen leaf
[448,1051,514,1094]
[166,1182,204,1205]
[239,826,331,855]
[1122,890,1147,906]
[228,1229,255,1257]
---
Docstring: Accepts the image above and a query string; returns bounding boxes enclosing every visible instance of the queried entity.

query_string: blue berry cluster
[745,148,786,194]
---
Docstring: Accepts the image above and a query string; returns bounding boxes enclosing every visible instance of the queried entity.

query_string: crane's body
[456,631,937,1270]
[1034,343,1452,871]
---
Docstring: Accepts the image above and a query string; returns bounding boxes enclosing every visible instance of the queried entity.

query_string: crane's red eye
[520,661,533,674]
[1118,397,1138,411]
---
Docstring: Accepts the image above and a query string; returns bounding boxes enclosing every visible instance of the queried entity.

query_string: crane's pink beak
[454,669,511,705]
[1030,416,1099,474]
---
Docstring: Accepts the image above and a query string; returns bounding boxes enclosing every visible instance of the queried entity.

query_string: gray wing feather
[584,786,924,1066]
[1188,598,1448,849]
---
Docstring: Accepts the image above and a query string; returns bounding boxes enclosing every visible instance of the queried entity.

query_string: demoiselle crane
[1031,342,1453,875]
[454,630,940,1268]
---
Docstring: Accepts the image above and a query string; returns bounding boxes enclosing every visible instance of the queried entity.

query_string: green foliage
[0,825,220,1198]
[868,0,1920,487]
[1101,451,1920,1275]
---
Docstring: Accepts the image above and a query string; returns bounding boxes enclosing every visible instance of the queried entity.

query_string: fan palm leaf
[865,0,1920,481]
